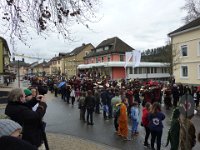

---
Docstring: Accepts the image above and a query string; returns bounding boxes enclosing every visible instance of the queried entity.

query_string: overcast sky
[4,0,187,63]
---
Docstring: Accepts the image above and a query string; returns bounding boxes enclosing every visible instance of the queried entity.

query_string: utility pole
[17,60,20,88]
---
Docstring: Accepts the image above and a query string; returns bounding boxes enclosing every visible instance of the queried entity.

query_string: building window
[139,68,142,74]
[102,57,104,62]
[104,46,109,51]
[107,55,111,62]
[154,68,157,73]
[96,57,98,63]
[181,45,188,56]
[198,65,200,79]
[85,51,89,56]
[151,67,154,73]
[120,55,124,61]
[134,68,138,74]
[181,66,188,77]
[129,67,133,74]
[198,42,200,56]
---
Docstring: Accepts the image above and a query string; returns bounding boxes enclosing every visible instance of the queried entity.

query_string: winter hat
[0,119,22,137]
[24,89,32,97]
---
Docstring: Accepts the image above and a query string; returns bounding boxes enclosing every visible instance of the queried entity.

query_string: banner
[132,50,141,67]
[124,52,133,68]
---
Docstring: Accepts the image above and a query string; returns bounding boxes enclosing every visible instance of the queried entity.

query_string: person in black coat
[85,90,95,125]
[5,88,47,148]
[0,136,38,150]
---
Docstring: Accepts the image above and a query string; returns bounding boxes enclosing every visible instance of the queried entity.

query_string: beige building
[63,43,94,78]
[49,56,62,75]
[169,17,200,85]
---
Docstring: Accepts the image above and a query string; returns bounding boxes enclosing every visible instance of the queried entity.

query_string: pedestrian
[0,119,37,150]
[85,90,95,125]
[94,88,101,114]
[165,107,180,150]
[111,91,121,132]
[148,102,165,150]
[141,102,151,148]
[5,88,47,148]
[70,87,76,106]
[78,92,86,121]
[118,98,129,140]
[130,102,140,138]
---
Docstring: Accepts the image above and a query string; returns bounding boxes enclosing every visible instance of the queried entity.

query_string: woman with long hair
[148,102,165,150]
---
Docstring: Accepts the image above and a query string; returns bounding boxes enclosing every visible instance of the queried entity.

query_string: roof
[168,17,200,36]
[78,62,169,69]
[85,37,134,58]
[9,60,30,67]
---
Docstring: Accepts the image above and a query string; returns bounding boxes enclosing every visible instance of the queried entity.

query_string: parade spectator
[78,92,86,121]
[85,90,95,125]
[118,98,129,140]
[172,84,180,108]
[166,108,180,150]
[148,102,165,150]
[164,85,172,110]
[94,88,101,114]
[192,86,200,109]
[0,119,37,150]
[24,89,33,101]
[111,91,121,132]
[142,102,151,148]
[101,88,109,120]
[130,102,140,137]
[5,88,47,148]
[66,85,71,104]
[108,88,115,118]
[70,87,76,106]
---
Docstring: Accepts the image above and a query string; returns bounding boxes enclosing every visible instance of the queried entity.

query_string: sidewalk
[0,80,118,150]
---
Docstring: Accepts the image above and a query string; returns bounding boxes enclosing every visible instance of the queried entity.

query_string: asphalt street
[44,93,200,150]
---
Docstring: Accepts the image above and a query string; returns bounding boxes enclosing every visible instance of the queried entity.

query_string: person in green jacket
[166,107,180,150]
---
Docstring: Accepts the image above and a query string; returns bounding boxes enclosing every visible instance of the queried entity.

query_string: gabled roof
[85,37,134,58]
[69,43,93,56]
[168,17,200,36]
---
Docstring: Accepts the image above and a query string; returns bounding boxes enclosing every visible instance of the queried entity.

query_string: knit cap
[24,89,32,96]
[0,119,22,137]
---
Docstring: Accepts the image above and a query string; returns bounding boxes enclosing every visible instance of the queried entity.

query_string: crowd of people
[1,74,200,150]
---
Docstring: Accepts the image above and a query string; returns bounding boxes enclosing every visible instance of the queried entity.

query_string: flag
[124,52,133,68]
[132,50,141,67]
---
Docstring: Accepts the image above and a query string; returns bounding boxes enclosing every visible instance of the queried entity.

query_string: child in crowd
[130,102,140,138]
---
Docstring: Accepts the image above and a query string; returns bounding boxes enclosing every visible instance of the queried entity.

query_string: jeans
[131,120,138,133]
[87,109,94,124]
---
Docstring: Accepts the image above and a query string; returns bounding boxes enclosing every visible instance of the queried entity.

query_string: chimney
[82,43,85,46]
[22,58,24,62]
[13,57,15,62]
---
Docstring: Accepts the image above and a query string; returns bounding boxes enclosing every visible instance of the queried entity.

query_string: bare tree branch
[182,0,200,23]
[0,0,100,43]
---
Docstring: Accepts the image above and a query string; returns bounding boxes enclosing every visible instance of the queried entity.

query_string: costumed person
[148,102,165,150]
[118,98,129,140]
[179,115,196,150]
[142,102,151,148]
[165,108,180,150]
